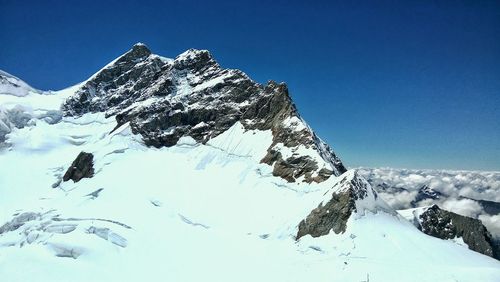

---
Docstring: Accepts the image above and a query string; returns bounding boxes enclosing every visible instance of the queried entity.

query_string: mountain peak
[174,48,216,70]
[62,44,346,183]
[133,42,147,48]
[119,43,152,63]
[177,48,212,59]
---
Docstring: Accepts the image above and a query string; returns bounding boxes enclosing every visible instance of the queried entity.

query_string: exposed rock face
[418,205,498,259]
[297,187,357,239]
[63,151,94,182]
[243,81,345,182]
[62,43,346,182]
[296,170,381,239]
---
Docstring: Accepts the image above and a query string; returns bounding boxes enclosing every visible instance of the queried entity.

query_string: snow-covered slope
[0,70,42,97]
[0,71,79,143]
[1,44,499,282]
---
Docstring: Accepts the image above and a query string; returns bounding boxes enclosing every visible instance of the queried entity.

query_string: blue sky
[1,0,499,170]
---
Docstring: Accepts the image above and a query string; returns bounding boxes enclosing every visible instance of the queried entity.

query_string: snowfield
[1,67,500,282]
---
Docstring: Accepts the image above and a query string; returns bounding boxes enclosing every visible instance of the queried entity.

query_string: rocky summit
[62,43,345,183]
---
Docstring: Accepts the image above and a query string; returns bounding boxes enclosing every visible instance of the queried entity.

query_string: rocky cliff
[62,43,346,183]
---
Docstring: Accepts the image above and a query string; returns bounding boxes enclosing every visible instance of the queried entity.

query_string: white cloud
[407,173,426,183]
[479,214,500,240]
[441,198,482,218]
[378,190,418,210]
[358,167,500,238]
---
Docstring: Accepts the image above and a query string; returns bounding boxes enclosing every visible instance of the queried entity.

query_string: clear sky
[1,0,499,171]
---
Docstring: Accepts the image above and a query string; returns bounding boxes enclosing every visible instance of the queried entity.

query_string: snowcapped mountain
[1,44,499,282]
[62,43,346,182]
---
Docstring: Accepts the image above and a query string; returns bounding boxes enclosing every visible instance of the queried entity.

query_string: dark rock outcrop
[296,171,379,240]
[297,187,357,239]
[418,205,498,259]
[63,151,94,182]
[62,44,346,182]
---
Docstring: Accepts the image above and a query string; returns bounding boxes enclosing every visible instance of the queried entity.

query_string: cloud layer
[358,167,500,238]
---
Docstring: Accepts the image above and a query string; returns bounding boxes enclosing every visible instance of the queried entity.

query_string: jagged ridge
[62,43,346,183]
